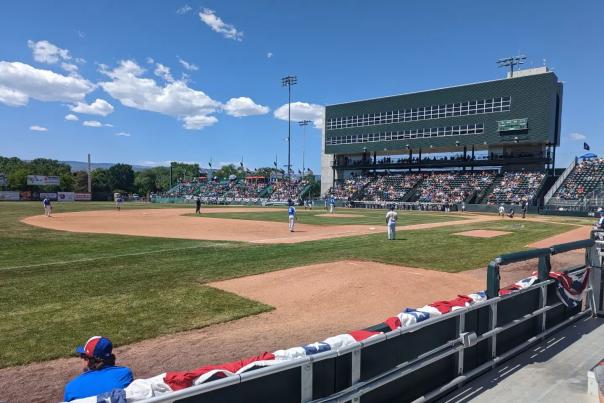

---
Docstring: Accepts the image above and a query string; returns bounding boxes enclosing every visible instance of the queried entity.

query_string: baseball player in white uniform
[288,205,296,232]
[385,206,398,240]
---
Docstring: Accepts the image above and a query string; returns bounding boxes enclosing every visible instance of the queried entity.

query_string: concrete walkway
[439,317,604,403]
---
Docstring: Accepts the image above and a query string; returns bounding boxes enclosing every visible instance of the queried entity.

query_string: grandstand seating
[326,170,552,206]
[485,171,545,205]
[551,158,604,201]
[413,171,495,204]
[362,174,424,202]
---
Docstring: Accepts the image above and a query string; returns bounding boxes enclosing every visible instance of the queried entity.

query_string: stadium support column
[418,148,422,172]
[463,146,467,171]
[471,146,475,171]
[408,147,412,172]
[552,144,556,175]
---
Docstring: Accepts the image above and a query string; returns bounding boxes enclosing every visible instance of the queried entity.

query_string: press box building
[320,67,563,194]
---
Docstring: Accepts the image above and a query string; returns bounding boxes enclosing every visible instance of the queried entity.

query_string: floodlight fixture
[497,55,527,78]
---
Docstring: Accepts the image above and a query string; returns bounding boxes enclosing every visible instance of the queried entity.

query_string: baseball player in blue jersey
[288,205,296,232]
[598,212,604,229]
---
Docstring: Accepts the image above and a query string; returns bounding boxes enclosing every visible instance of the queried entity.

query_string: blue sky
[0,0,602,172]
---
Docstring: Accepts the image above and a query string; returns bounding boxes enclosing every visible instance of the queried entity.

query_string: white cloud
[0,86,29,106]
[65,113,79,121]
[28,40,81,74]
[104,123,114,127]
[99,59,221,130]
[146,57,155,65]
[115,131,131,137]
[178,57,198,71]
[183,115,218,130]
[223,97,269,117]
[569,132,586,141]
[176,4,192,15]
[30,125,48,132]
[83,120,102,127]
[274,101,325,129]
[61,62,79,75]
[28,40,71,64]
[0,61,94,107]
[70,98,114,116]
[153,63,174,82]
[267,52,273,59]
[199,9,243,41]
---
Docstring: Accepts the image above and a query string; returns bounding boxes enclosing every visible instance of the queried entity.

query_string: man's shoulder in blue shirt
[64,365,133,401]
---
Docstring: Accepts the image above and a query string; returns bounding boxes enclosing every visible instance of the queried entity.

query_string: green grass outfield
[0,201,576,367]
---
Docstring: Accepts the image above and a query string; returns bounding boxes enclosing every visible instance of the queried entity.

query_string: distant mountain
[61,161,153,172]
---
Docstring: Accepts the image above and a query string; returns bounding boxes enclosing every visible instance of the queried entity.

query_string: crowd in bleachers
[415,171,495,204]
[553,158,604,200]
[268,178,310,202]
[486,171,544,205]
[326,169,550,206]
[362,174,424,202]
[328,176,372,200]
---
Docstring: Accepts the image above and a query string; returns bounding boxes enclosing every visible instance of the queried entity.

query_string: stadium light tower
[282,75,297,180]
[299,120,311,176]
[496,55,527,78]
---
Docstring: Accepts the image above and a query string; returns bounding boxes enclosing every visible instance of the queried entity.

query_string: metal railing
[143,237,600,403]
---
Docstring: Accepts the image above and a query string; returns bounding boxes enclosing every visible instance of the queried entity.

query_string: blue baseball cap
[75,336,113,359]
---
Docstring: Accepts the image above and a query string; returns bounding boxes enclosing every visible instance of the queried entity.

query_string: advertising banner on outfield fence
[0,191,20,201]
[27,175,60,186]
[74,192,92,201]
[39,192,58,201]
[57,192,75,201]
[20,191,32,200]
[0,173,7,186]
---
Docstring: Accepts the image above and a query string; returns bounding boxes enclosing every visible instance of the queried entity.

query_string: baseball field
[0,201,594,401]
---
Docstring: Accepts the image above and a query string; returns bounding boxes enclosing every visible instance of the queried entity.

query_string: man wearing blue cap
[63,336,133,401]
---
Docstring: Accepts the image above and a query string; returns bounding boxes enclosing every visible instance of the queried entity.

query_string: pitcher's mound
[454,229,512,238]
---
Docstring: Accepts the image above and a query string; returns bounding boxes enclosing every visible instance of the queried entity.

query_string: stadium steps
[258,185,272,198]
[298,183,313,199]
[531,174,551,206]
[400,179,424,202]
[477,174,502,204]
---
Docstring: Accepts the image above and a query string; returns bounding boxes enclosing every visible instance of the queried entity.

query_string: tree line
[0,156,318,198]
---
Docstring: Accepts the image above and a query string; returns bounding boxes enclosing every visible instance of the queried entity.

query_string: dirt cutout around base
[0,224,591,402]
[454,229,512,238]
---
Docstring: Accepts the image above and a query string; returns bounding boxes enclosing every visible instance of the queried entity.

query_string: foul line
[0,243,232,272]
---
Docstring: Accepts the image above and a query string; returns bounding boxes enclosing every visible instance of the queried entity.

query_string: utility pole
[282,75,297,180]
[299,120,311,176]
[87,153,91,193]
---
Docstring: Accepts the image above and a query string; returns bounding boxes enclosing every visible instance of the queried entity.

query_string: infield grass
[195,208,466,226]
[0,202,579,367]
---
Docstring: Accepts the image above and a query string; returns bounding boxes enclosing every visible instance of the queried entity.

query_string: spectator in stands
[64,336,133,401]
